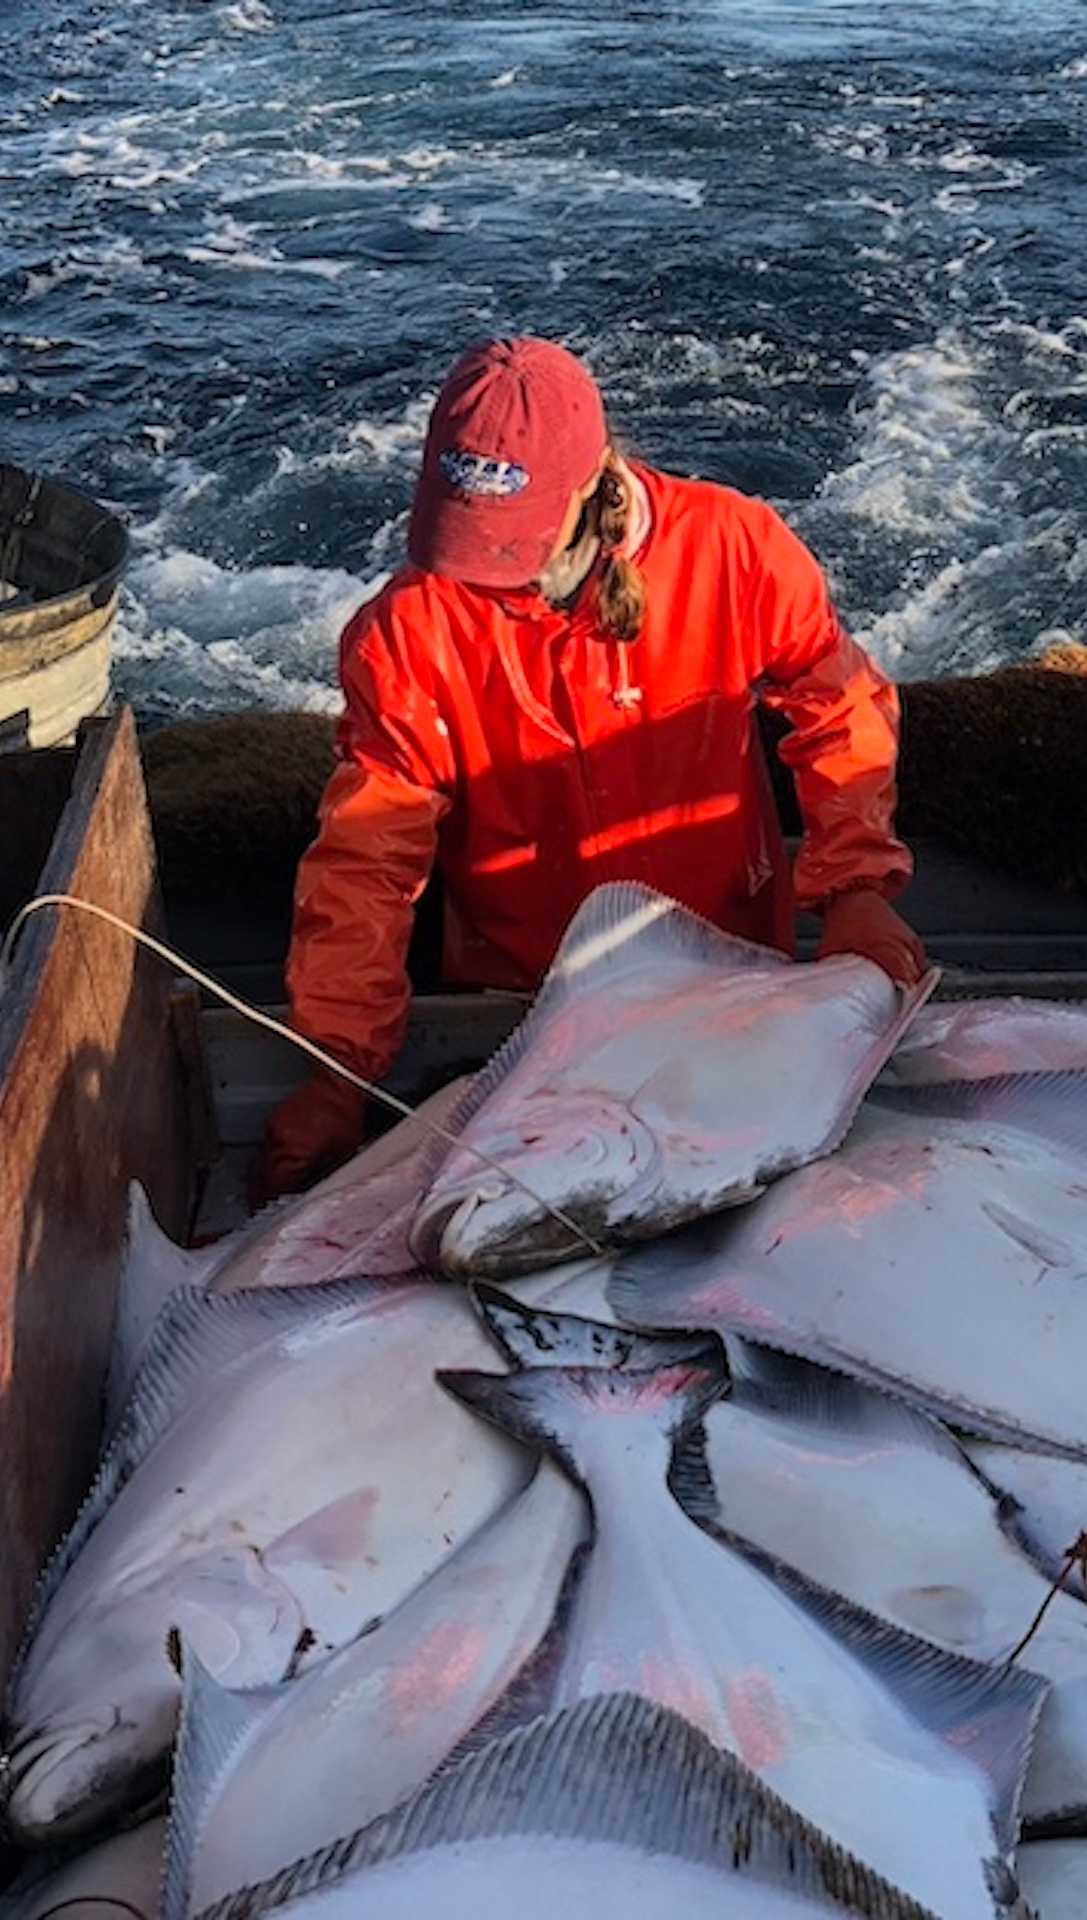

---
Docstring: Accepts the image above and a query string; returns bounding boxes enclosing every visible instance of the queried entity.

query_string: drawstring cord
[612,641,643,712]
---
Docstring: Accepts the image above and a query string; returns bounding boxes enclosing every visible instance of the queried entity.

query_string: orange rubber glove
[249,1072,366,1209]
[817,889,928,987]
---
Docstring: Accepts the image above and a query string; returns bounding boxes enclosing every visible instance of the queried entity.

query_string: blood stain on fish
[382,1620,486,1732]
[725,1669,791,1770]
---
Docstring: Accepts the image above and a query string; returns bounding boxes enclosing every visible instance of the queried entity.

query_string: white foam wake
[113,546,385,719]
[796,328,1087,678]
[817,334,1006,538]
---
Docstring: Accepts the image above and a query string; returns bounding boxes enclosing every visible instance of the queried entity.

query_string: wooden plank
[937,969,1087,1002]
[192,1078,471,1242]
[201,966,1087,1154]
[201,993,530,1147]
[170,981,221,1170]
[0,709,195,1692]
[0,741,77,929]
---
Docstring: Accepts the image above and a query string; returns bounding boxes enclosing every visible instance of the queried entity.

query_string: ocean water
[1,0,1085,721]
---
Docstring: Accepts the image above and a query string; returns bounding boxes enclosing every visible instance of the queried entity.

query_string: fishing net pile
[4,884,1087,1919]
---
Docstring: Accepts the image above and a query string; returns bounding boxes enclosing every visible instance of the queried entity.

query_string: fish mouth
[2,1718,164,1845]
[412,1183,588,1280]
[409,1179,505,1272]
[410,1103,661,1278]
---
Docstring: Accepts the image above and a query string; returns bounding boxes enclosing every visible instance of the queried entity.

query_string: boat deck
[164,831,1087,1006]
[165,835,1087,1240]
[2,706,1086,1829]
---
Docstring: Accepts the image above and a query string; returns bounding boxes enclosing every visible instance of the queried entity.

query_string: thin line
[0,894,604,1258]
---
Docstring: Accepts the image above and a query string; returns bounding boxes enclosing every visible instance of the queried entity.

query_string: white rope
[0,892,604,1258]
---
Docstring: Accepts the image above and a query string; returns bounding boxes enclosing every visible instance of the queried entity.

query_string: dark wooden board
[0,740,77,931]
[0,709,196,1692]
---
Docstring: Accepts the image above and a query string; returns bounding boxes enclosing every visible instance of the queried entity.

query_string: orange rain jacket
[287,463,913,1084]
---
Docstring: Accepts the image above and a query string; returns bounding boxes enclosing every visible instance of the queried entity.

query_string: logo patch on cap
[439,447,530,497]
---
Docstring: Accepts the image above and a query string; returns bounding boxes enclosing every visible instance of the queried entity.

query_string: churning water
[1,0,1085,719]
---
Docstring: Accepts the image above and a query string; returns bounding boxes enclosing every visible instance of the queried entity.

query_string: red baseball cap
[408,337,608,589]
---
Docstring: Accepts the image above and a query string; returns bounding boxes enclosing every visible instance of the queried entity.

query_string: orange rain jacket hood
[287,464,912,1084]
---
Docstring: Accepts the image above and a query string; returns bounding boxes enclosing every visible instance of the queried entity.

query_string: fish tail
[472,1283,716,1372]
[437,1356,725,1485]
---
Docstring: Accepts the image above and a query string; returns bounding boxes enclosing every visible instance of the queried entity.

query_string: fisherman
[254,336,926,1202]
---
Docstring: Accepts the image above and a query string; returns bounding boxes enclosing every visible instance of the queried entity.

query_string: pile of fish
[3,881,1087,1920]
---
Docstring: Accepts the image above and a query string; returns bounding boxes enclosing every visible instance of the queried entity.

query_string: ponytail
[595,453,646,643]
